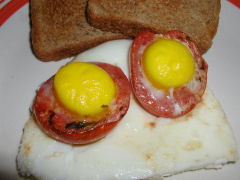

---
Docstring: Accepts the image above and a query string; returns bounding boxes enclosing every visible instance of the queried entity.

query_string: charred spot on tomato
[65,121,87,129]
[195,76,202,82]
[118,106,126,118]
[48,119,53,126]
[73,121,87,129]
[65,120,98,130]
[48,111,55,126]
[65,122,74,129]
[120,113,125,118]
[49,111,55,119]
[48,111,55,125]
[186,36,191,41]
[119,106,124,111]
[200,64,205,70]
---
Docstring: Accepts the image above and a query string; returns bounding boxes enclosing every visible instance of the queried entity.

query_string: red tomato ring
[130,30,208,118]
[33,62,131,145]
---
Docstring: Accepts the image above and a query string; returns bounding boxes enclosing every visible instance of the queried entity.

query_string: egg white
[17,40,238,180]
[74,39,132,77]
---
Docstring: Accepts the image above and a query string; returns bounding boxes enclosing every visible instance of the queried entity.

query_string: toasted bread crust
[30,0,129,61]
[87,0,221,54]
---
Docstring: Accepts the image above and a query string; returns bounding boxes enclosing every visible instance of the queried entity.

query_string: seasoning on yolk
[54,62,116,116]
[142,39,195,89]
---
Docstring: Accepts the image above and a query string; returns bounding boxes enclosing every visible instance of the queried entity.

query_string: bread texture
[87,0,221,54]
[30,0,128,61]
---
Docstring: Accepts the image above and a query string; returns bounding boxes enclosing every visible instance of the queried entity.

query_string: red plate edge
[0,0,29,27]
[227,0,240,8]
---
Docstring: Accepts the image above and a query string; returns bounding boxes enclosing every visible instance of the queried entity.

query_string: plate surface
[0,0,239,179]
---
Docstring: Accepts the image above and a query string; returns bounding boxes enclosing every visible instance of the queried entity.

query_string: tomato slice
[130,30,208,118]
[33,62,131,144]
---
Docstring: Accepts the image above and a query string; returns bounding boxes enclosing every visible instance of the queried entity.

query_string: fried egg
[17,40,238,180]
[130,30,208,118]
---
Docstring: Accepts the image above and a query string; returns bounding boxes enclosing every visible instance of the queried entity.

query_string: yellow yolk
[54,62,116,116]
[142,39,195,89]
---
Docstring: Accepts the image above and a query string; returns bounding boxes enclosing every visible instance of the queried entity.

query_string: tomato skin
[130,30,208,118]
[33,62,131,145]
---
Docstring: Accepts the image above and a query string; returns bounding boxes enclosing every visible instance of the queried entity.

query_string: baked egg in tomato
[33,62,131,144]
[130,30,208,118]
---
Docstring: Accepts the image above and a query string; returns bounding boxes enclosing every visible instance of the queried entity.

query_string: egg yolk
[142,39,195,89]
[54,62,116,116]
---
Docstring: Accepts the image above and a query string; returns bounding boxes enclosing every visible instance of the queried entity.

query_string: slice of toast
[87,0,221,54]
[30,0,128,61]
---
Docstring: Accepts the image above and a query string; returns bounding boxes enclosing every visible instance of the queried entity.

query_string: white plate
[0,0,239,179]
